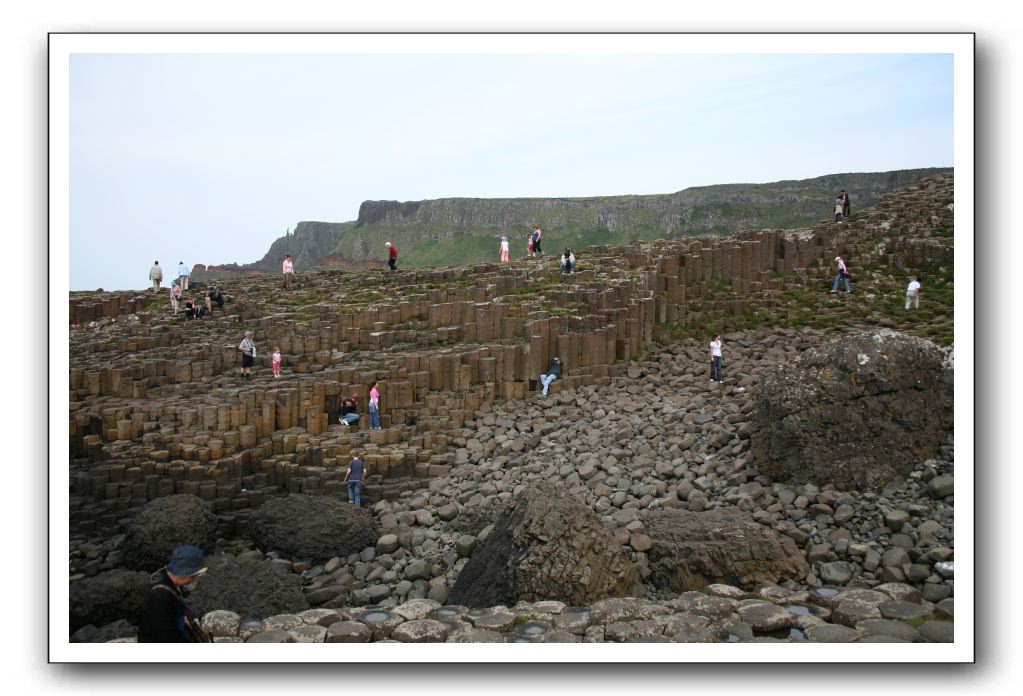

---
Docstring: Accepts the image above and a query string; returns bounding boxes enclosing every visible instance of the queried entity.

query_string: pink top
[370,387,379,404]
[283,259,294,273]
[169,285,181,300]
[272,351,281,365]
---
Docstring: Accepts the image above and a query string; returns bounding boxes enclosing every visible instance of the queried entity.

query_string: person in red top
[385,242,398,271]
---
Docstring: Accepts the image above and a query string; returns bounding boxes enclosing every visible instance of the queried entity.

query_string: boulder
[448,482,640,608]
[751,330,953,490]
[642,507,809,592]
[121,494,218,571]
[68,568,152,631]
[187,558,310,620]
[247,494,379,564]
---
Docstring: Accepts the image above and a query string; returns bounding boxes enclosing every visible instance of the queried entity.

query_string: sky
[68,50,953,291]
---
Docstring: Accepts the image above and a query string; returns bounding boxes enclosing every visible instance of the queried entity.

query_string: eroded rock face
[751,330,953,490]
[121,494,218,572]
[448,482,641,608]
[187,558,310,619]
[68,568,152,632]
[643,507,809,592]
[247,494,379,564]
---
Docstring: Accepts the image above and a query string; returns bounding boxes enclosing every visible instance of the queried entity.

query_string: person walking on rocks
[531,225,544,257]
[834,197,844,223]
[272,345,282,378]
[840,190,851,218]
[499,235,510,263]
[177,261,190,291]
[709,334,724,383]
[149,261,163,292]
[386,242,398,271]
[342,451,366,507]
[238,330,256,379]
[830,256,851,294]
[339,394,360,427]
[282,254,294,290]
[368,380,381,429]
[168,280,181,314]
[137,545,210,643]
[539,356,561,397]
[526,229,535,258]
[906,275,922,310]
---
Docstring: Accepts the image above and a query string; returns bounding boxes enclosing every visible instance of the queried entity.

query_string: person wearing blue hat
[137,545,210,642]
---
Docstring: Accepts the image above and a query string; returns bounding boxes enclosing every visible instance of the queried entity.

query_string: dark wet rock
[121,494,218,572]
[643,507,809,592]
[818,562,855,586]
[69,569,152,632]
[751,330,953,490]
[247,494,380,564]
[918,620,954,643]
[71,619,137,643]
[188,558,310,619]
[448,482,640,608]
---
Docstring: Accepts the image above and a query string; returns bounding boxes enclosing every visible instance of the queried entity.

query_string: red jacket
[389,246,398,260]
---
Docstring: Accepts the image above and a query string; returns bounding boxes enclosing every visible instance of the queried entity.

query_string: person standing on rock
[149,261,163,292]
[238,330,256,379]
[841,190,851,218]
[168,280,181,314]
[499,235,510,263]
[272,345,282,378]
[342,451,366,507]
[282,254,294,290]
[709,334,724,383]
[368,380,381,429]
[177,261,190,291]
[830,256,851,293]
[906,275,922,310]
[834,197,844,223]
[531,225,544,257]
[385,242,398,271]
[539,356,561,397]
[137,545,210,643]
[526,229,535,258]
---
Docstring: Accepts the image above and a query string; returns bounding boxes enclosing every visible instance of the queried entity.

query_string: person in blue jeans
[342,452,365,507]
[830,256,851,293]
[368,380,380,429]
[539,356,561,396]
[709,334,723,383]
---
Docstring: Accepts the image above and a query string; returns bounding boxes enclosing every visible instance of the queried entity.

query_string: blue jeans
[369,404,379,429]
[831,273,851,292]
[348,481,362,507]
[340,413,359,426]
[710,356,722,382]
[540,373,557,396]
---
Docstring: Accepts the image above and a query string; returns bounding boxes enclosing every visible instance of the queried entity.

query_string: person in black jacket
[539,356,562,397]
[137,545,209,643]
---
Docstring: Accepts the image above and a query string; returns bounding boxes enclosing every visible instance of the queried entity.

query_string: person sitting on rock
[137,545,210,643]
[339,394,360,427]
[539,356,561,397]
[342,451,365,507]
[205,285,224,314]
[561,248,575,274]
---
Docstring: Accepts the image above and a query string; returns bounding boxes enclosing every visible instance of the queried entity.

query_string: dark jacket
[340,398,357,415]
[547,358,562,378]
[137,571,187,643]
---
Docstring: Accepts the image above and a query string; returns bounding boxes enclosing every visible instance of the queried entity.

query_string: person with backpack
[137,545,210,643]
[830,256,851,293]
[205,285,224,314]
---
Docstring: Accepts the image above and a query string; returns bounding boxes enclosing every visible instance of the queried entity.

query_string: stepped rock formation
[643,507,810,592]
[247,494,380,564]
[750,330,954,490]
[448,482,641,608]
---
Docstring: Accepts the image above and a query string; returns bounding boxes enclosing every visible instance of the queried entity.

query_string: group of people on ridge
[150,261,224,319]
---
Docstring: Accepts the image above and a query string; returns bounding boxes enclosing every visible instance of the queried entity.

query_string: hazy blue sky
[69,52,953,291]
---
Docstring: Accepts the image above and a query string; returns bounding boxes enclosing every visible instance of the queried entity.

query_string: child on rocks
[272,346,282,378]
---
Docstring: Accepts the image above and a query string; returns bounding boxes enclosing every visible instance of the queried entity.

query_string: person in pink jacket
[368,381,381,429]
[282,255,294,290]
[168,281,181,314]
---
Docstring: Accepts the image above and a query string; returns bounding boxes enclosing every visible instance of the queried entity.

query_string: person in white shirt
[499,236,510,263]
[905,276,921,310]
[709,334,723,383]
[238,330,256,380]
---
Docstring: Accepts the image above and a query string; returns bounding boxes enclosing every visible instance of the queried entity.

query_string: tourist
[342,452,366,507]
[526,229,535,258]
[238,330,256,379]
[830,256,851,293]
[385,242,398,271]
[539,356,561,397]
[272,346,282,378]
[368,380,381,429]
[282,254,294,290]
[205,285,224,314]
[168,280,181,314]
[906,275,922,310]
[177,261,190,291]
[137,545,210,643]
[499,235,510,263]
[709,333,724,383]
[149,261,163,292]
[841,190,851,218]
[339,394,360,427]
[561,248,575,274]
[531,225,544,256]
[183,297,196,320]
[834,197,844,223]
